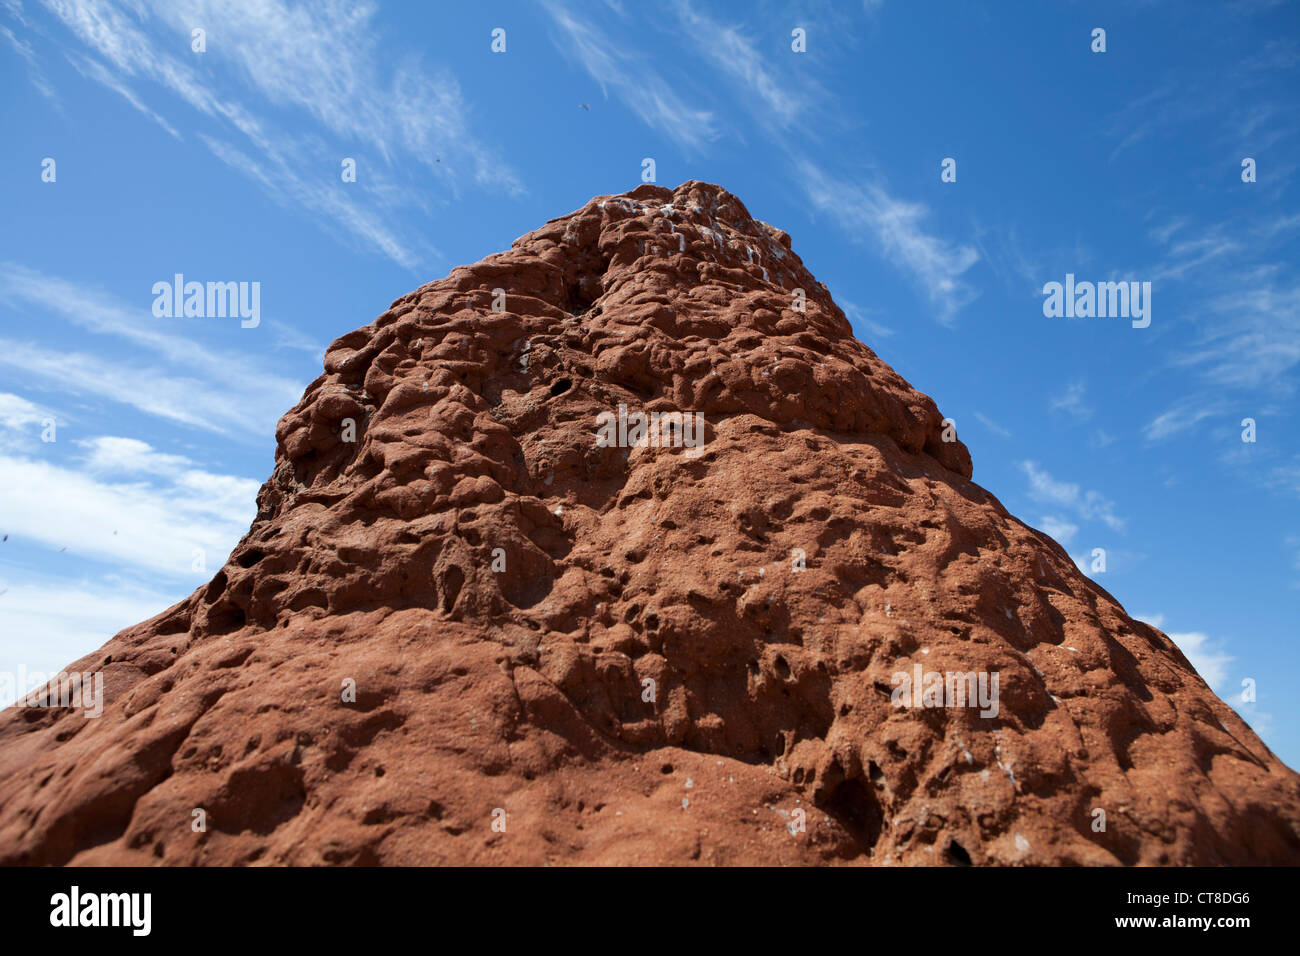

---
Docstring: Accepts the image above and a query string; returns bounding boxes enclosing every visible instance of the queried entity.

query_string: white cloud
[0,263,304,438]
[796,159,979,323]
[1148,217,1189,246]
[1136,614,1235,693]
[973,411,1011,438]
[1050,381,1092,421]
[1150,232,1243,283]
[1168,632,1233,690]
[1021,460,1125,533]
[1037,515,1078,546]
[0,402,256,691]
[154,0,518,188]
[1146,214,1300,397]
[1182,271,1300,391]
[1143,399,1220,441]
[199,134,429,269]
[65,51,180,138]
[971,223,1047,298]
[0,573,180,705]
[1,14,58,102]
[38,0,517,267]
[0,340,280,438]
[542,0,718,153]
[1136,613,1276,736]
[672,0,813,131]
[0,392,50,431]
[0,444,258,578]
[837,297,894,339]
[78,435,191,476]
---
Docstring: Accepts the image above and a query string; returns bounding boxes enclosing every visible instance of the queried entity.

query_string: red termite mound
[1,181,1296,865]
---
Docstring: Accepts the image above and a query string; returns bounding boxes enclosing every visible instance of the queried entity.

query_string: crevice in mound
[153,604,192,636]
[816,776,884,854]
[566,278,602,316]
[946,838,973,866]
[236,548,267,568]
[439,565,465,614]
[206,601,247,636]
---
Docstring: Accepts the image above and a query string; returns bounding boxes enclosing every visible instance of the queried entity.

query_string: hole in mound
[567,279,602,315]
[946,839,973,866]
[773,654,792,681]
[440,566,465,614]
[549,378,572,397]
[207,602,246,634]
[817,777,884,852]
[204,571,228,603]
[236,549,266,569]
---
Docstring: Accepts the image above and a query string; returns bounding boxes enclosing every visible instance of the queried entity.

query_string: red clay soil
[1,181,1296,865]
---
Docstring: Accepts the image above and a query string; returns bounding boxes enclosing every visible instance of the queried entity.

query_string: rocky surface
[1,181,1297,866]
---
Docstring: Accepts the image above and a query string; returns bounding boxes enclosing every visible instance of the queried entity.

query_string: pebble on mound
[1,181,1297,866]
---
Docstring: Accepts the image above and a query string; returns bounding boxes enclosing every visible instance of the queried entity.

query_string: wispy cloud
[1136,613,1235,691]
[1176,266,1300,391]
[0,573,180,704]
[1140,214,1298,454]
[973,411,1011,438]
[1050,381,1092,421]
[1,10,58,102]
[199,133,429,269]
[1149,229,1243,283]
[1143,397,1221,441]
[0,341,279,436]
[1106,83,1182,163]
[36,0,518,268]
[0,439,257,578]
[0,263,304,438]
[1021,460,1125,533]
[838,297,894,339]
[796,159,979,323]
[671,0,815,132]
[972,223,1047,299]
[65,51,180,138]
[543,1,979,324]
[0,392,52,431]
[1037,515,1078,546]
[542,0,718,153]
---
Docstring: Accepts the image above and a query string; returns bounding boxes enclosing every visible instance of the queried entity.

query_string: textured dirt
[1,181,1297,866]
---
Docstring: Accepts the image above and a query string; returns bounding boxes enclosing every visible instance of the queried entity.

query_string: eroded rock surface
[2,181,1297,865]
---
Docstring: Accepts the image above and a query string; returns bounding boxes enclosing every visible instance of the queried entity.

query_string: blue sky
[1,0,1297,766]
